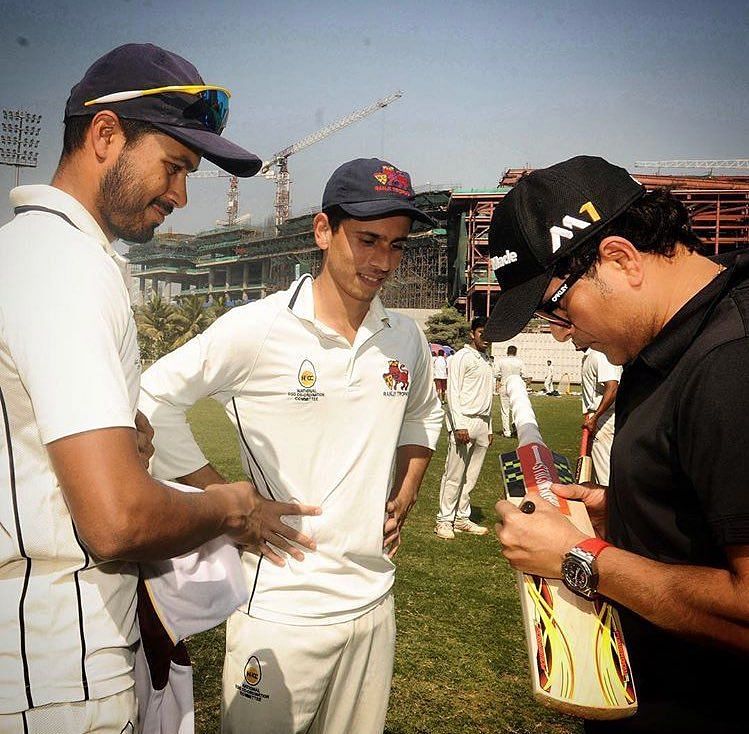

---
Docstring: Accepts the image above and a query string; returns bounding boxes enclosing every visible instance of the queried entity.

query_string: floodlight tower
[0,109,42,186]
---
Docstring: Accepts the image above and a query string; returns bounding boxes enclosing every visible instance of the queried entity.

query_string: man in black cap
[0,44,318,732]
[491,156,749,733]
[139,158,444,734]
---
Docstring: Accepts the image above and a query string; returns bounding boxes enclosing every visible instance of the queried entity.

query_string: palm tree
[134,293,178,361]
[206,294,230,324]
[171,294,212,348]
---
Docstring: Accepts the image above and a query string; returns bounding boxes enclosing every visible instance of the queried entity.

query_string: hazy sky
[1,0,747,235]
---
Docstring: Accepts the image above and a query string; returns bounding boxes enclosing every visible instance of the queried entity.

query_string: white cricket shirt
[496,354,525,395]
[432,355,448,379]
[0,186,141,713]
[581,348,622,425]
[445,345,494,431]
[140,276,443,625]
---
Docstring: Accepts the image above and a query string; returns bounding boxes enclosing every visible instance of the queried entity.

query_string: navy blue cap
[322,158,436,225]
[65,43,261,177]
[484,156,646,341]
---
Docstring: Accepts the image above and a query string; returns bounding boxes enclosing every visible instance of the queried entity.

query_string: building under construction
[448,169,749,323]
[127,189,450,310]
[127,168,749,321]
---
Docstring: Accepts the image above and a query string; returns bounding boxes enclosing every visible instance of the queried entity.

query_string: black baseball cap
[484,155,646,341]
[65,43,261,177]
[322,158,436,225]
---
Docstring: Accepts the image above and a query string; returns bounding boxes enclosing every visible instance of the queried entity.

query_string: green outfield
[186,395,585,734]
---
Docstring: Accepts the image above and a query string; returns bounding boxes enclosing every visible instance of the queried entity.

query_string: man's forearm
[391,444,433,510]
[598,546,749,652]
[178,463,226,489]
[594,381,618,419]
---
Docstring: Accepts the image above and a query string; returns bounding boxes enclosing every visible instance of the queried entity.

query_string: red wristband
[577,537,611,558]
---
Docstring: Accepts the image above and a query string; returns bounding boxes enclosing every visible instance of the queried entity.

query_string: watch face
[563,560,590,591]
[562,553,600,600]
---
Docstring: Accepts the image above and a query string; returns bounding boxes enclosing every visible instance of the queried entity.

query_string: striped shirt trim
[0,386,34,708]
[287,273,313,311]
[231,397,273,615]
[70,523,91,700]
[13,205,79,230]
[231,398,276,501]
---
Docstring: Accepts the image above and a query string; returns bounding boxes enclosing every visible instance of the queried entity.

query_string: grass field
[186,394,586,734]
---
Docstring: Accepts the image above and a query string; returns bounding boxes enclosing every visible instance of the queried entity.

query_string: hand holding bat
[496,494,587,577]
[496,375,636,720]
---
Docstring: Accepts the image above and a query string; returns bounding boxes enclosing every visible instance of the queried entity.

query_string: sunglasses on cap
[84,84,231,134]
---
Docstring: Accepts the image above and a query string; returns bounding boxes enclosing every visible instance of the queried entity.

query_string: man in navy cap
[491,156,749,733]
[139,158,444,734]
[0,44,318,733]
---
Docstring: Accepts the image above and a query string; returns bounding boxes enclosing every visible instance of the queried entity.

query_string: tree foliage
[134,293,228,362]
[424,305,470,351]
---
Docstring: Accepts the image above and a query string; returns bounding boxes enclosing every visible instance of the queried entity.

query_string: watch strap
[576,537,611,558]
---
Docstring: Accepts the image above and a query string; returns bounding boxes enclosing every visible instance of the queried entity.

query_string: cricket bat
[575,427,593,484]
[499,375,636,719]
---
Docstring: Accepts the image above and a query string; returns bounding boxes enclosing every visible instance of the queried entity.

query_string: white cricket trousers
[221,592,395,734]
[592,414,615,486]
[499,393,513,436]
[436,415,491,523]
[0,688,136,734]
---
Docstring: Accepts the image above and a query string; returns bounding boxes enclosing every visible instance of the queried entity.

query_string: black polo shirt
[587,251,749,734]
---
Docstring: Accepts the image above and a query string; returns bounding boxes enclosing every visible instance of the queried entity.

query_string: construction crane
[260,91,403,231]
[187,170,244,227]
[635,159,749,174]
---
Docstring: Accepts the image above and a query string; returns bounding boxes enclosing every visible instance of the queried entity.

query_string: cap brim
[152,122,262,177]
[338,200,437,226]
[483,270,554,342]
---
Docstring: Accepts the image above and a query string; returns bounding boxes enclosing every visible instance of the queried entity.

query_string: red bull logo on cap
[373,165,411,197]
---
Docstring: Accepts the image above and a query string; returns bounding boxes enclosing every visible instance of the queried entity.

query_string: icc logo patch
[237,654,271,701]
[298,359,317,388]
[288,359,324,401]
[244,655,262,686]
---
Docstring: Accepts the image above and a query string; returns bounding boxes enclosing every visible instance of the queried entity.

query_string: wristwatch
[561,538,611,600]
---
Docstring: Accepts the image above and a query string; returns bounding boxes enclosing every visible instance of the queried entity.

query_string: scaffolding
[379,233,448,308]
[449,172,749,325]
[127,189,449,308]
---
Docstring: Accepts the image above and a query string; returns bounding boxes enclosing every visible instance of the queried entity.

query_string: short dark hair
[438,349,444,356]
[507,345,517,355]
[471,316,487,331]
[60,115,160,159]
[322,205,349,234]
[553,188,702,281]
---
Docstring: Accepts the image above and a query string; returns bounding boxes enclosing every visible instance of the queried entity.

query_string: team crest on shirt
[237,654,271,702]
[288,358,325,402]
[382,359,410,397]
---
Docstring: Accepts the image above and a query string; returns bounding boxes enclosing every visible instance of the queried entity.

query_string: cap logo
[373,165,411,197]
[490,250,518,270]
[549,201,601,253]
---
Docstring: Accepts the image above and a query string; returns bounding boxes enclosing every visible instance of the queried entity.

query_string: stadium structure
[127,189,450,312]
[126,167,749,382]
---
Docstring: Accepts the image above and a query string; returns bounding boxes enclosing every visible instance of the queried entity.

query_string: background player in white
[434,317,494,539]
[139,158,443,734]
[0,44,317,734]
[495,345,526,437]
[433,348,449,401]
[579,347,621,485]
[543,359,554,394]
